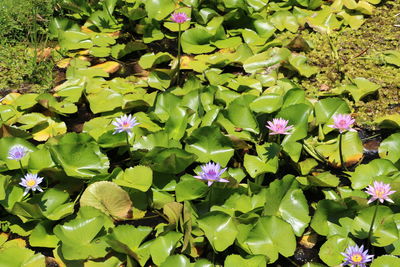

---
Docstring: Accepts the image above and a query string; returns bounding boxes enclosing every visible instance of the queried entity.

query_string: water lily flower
[266,118,293,135]
[170,12,190,24]
[112,114,139,135]
[365,181,395,204]
[194,162,228,186]
[7,145,30,160]
[328,114,356,133]
[341,244,373,267]
[19,173,44,196]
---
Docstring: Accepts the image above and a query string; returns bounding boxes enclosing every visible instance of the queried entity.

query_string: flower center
[122,122,130,128]
[207,170,216,176]
[375,189,384,198]
[26,179,36,187]
[338,120,348,128]
[351,253,363,263]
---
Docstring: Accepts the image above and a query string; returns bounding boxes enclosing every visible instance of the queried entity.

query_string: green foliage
[0,0,55,44]
[0,44,54,92]
[0,0,399,266]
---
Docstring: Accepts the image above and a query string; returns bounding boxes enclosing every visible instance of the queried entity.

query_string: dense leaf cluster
[0,0,399,266]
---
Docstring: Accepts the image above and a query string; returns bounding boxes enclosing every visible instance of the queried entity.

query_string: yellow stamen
[26,179,36,187]
[351,254,362,263]
[376,189,384,198]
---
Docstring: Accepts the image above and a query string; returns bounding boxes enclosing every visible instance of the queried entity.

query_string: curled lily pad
[80,181,133,220]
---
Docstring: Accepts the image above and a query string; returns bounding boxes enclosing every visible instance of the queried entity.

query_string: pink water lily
[365,181,396,204]
[266,118,293,135]
[328,114,356,133]
[194,162,228,187]
[170,12,190,24]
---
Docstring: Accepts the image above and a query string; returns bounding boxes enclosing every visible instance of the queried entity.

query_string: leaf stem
[255,174,264,186]
[177,23,182,86]
[338,133,347,171]
[125,132,134,166]
[367,202,379,247]
[19,161,25,176]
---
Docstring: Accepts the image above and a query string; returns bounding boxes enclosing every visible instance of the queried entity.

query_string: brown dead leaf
[81,26,94,33]
[56,58,71,69]
[299,232,318,249]
[90,61,121,74]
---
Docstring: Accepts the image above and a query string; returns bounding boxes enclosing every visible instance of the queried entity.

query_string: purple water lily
[194,162,228,186]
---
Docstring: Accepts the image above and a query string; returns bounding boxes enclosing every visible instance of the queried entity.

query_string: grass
[300,1,400,128]
[0,0,58,94]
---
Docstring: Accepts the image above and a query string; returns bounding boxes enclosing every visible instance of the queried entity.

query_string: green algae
[300,1,400,128]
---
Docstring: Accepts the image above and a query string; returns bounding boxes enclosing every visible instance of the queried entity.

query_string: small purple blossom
[341,244,373,267]
[19,173,44,196]
[266,118,293,135]
[112,114,139,135]
[365,181,396,204]
[170,12,190,24]
[7,145,30,161]
[328,114,356,133]
[194,162,228,187]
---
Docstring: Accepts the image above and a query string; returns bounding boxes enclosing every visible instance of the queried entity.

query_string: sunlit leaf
[198,211,238,252]
[80,181,133,220]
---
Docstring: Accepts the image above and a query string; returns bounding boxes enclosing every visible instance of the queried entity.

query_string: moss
[0,44,54,94]
[300,1,400,128]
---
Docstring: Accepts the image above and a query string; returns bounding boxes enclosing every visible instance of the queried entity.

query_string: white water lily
[19,173,44,196]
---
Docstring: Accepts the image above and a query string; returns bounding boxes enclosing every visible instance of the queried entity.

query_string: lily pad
[185,126,234,166]
[80,181,133,220]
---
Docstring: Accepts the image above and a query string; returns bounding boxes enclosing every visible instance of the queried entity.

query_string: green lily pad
[270,11,299,32]
[0,247,45,267]
[198,211,238,252]
[48,133,110,178]
[288,54,319,77]
[139,52,173,69]
[145,0,175,20]
[29,221,59,248]
[242,216,296,263]
[379,133,400,165]
[54,215,109,260]
[350,159,398,189]
[335,77,380,102]
[113,165,153,192]
[319,235,355,266]
[227,95,259,134]
[351,205,398,247]
[149,231,183,265]
[141,147,197,174]
[106,224,152,262]
[243,143,280,178]
[249,94,283,114]
[185,126,234,166]
[263,175,310,236]
[371,255,400,266]
[224,254,267,267]
[243,47,291,73]
[382,50,400,67]
[181,28,215,54]
[40,188,74,221]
